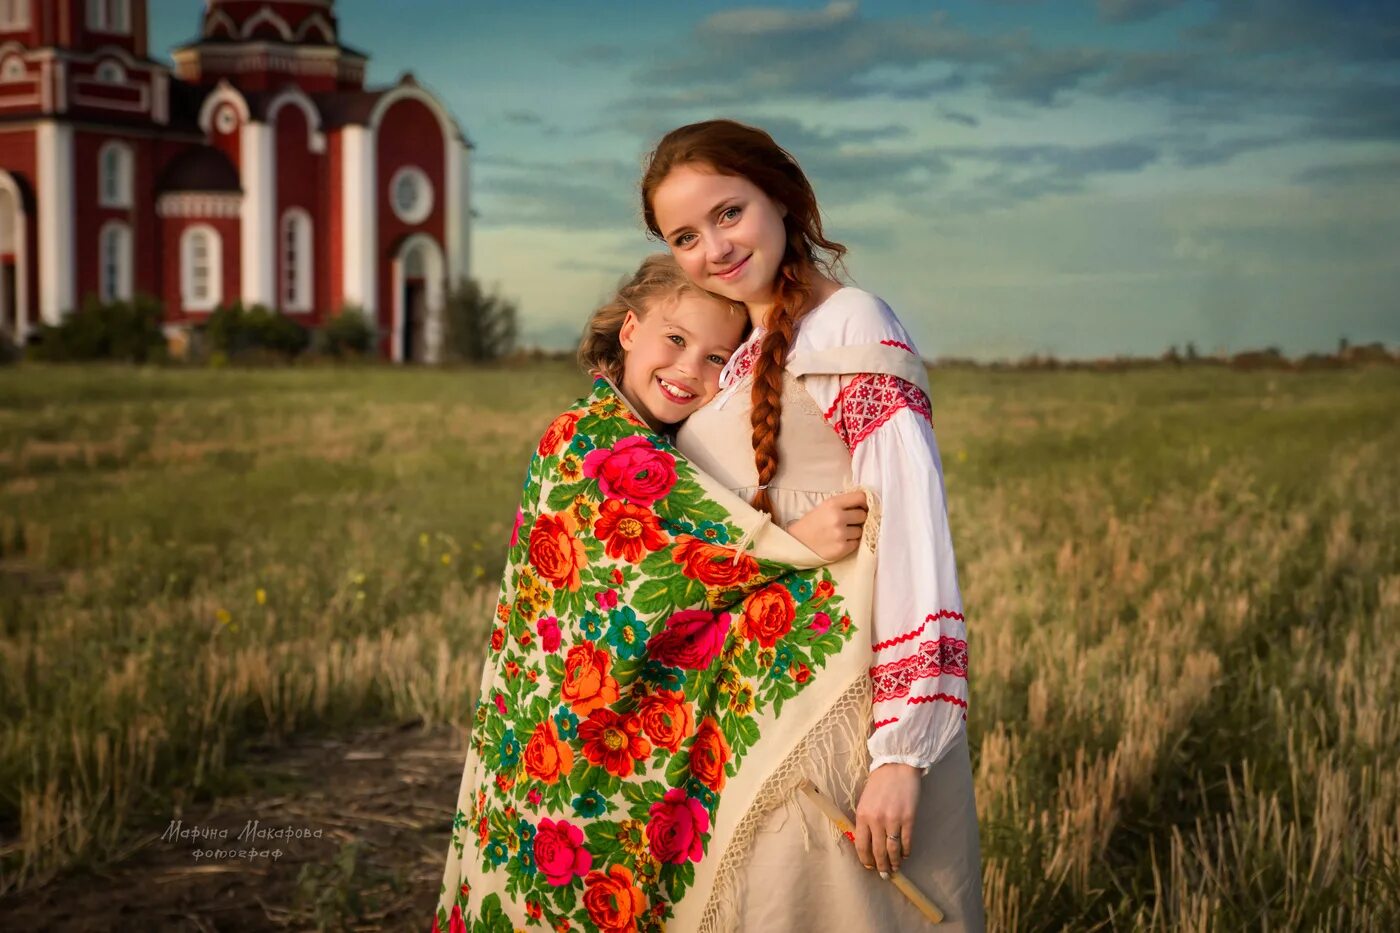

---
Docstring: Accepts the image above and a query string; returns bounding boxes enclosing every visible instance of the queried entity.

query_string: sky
[149,1,1400,361]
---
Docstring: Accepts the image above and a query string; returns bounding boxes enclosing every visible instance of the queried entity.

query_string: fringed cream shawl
[435,379,878,933]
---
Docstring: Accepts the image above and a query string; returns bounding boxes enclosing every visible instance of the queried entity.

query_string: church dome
[201,1,341,47]
[158,146,241,194]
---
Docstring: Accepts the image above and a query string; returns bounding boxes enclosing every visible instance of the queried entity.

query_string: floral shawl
[435,379,877,933]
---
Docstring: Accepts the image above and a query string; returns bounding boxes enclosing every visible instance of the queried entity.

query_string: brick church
[0,0,472,361]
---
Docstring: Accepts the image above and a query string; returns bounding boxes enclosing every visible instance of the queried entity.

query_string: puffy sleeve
[793,294,970,772]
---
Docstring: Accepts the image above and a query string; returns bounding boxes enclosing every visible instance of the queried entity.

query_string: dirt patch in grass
[0,720,467,932]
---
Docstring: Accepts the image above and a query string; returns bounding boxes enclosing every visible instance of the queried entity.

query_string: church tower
[172,0,367,93]
[0,0,172,339]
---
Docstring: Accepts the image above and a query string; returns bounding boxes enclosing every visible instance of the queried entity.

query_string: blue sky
[150,1,1400,360]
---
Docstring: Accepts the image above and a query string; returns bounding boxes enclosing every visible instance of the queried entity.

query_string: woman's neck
[747,275,843,330]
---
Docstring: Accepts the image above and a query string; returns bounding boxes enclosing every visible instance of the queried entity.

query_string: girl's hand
[853,762,920,877]
[785,490,868,561]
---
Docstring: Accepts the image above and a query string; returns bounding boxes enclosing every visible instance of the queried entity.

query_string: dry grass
[1,361,1397,930]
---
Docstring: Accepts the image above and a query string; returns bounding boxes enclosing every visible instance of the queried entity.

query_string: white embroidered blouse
[713,287,970,772]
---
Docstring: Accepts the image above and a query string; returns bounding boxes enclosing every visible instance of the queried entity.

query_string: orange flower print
[637,688,694,753]
[673,535,759,588]
[593,499,668,564]
[538,411,582,457]
[583,863,646,933]
[739,583,796,648]
[560,642,620,717]
[528,512,588,591]
[688,716,731,792]
[523,718,574,785]
[578,708,652,778]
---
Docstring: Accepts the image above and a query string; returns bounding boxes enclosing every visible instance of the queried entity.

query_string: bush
[319,305,377,359]
[204,302,310,361]
[443,277,518,363]
[29,294,167,363]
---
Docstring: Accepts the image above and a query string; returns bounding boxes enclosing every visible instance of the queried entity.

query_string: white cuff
[869,753,932,775]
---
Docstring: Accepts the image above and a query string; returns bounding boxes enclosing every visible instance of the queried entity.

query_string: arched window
[0,1,28,31]
[180,225,222,311]
[280,209,313,312]
[98,141,133,208]
[95,60,125,84]
[98,221,132,302]
[87,0,130,34]
[0,57,25,83]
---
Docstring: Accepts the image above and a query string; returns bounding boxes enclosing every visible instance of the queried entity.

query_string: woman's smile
[714,255,750,282]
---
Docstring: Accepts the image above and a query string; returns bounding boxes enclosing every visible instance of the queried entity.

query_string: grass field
[1,361,1397,930]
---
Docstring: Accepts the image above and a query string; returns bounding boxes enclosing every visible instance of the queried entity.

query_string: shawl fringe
[696,672,873,933]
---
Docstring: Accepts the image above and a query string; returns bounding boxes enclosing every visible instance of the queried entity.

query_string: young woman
[643,119,985,930]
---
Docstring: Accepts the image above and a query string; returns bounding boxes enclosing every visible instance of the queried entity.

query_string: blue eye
[707,354,726,365]
[674,233,696,247]
[721,206,741,222]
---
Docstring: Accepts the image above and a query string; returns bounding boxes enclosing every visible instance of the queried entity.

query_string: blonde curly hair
[577,253,746,385]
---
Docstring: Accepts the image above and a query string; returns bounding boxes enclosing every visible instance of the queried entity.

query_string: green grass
[1,361,1398,930]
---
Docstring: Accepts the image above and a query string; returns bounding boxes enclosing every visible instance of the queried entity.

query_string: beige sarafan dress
[676,288,985,932]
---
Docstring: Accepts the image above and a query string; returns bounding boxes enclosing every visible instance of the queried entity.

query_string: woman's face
[650,163,788,307]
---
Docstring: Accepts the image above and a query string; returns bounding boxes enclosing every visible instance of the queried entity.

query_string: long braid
[749,238,816,513]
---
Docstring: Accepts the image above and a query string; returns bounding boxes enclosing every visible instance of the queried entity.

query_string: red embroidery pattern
[824,374,932,451]
[871,610,965,653]
[880,339,916,353]
[871,717,899,732]
[723,338,762,386]
[908,693,968,709]
[870,637,968,703]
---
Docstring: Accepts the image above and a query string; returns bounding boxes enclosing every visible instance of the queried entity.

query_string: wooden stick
[797,778,945,925]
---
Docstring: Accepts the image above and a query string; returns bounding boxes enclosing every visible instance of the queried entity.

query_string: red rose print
[582,437,677,506]
[534,817,593,887]
[646,609,731,670]
[646,787,709,864]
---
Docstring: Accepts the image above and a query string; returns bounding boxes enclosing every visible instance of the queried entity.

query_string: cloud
[1097,0,1188,24]
[1169,133,1289,167]
[477,158,642,230]
[986,46,1112,106]
[700,0,861,37]
[1293,156,1400,187]
[626,4,1009,109]
[1189,0,1400,61]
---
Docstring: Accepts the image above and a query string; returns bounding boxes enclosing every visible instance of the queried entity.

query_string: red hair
[641,120,847,513]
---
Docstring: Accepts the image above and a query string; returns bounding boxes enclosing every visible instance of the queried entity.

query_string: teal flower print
[606,607,649,660]
[572,788,608,818]
[580,610,605,640]
[695,520,730,545]
[786,578,814,602]
[554,708,579,739]
[499,729,521,768]
[485,838,509,866]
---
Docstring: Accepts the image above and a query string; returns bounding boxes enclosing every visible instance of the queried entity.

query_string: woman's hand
[785,490,868,561]
[854,762,921,877]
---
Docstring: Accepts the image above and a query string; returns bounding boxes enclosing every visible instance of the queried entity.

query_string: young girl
[643,120,985,930]
[577,253,868,557]
[434,253,869,932]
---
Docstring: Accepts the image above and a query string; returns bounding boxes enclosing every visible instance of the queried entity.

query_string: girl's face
[618,291,745,428]
[650,163,789,307]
